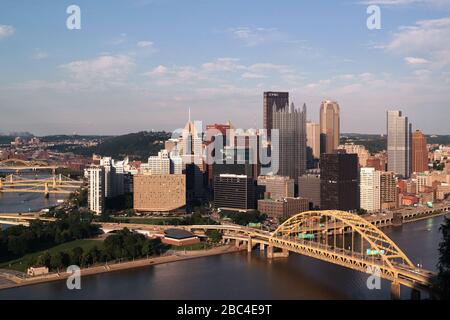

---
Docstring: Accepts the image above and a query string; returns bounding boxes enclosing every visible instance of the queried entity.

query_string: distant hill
[73,131,171,161]
[41,135,110,142]
[341,133,450,154]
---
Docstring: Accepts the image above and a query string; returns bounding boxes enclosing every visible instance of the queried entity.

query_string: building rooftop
[164,229,196,240]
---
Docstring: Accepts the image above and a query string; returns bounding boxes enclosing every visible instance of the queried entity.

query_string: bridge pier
[235,239,241,248]
[259,243,265,251]
[267,246,274,259]
[247,238,253,253]
[391,281,401,300]
[411,288,421,300]
[266,246,289,259]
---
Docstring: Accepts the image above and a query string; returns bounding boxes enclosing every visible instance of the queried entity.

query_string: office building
[263,92,289,140]
[214,174,256,212]
[87,166,105,215]
[272,102,307,183]
[320,100,340,154]
[360,167,381,213]
[380,171,398,209]
[412,130,429,173]
[299,170,321,209]
[339,143,370,167]
[387,110,412,178]
[258,197,309,221]
[257,176,295,201]
[133,174,186,212]
[306,122,320,169]
[320,151,359,211]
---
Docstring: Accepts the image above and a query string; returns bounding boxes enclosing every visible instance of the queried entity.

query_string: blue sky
[1,0,450,135]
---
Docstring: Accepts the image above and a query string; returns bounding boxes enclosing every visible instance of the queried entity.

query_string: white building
[148,150,171,175]
[360,167,381,213]
[87,166,105,215]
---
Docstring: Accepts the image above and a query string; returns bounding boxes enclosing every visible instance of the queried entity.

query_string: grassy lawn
[0,239,103,273]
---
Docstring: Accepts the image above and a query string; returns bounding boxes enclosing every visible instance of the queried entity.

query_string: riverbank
[0,245,242,291]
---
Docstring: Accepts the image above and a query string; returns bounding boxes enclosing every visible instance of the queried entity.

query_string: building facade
[133,174,186,212]
[360,167,381,213]
[214,174,256,212]
[387,110,412,178]
[272,102,307,183]
[320,100,340,154]
[298,170,321,209]
[320,151,359,211]
[257,175,295,201]
[87,166,105,215]
[263,92,289,140]
[412,130,429,173]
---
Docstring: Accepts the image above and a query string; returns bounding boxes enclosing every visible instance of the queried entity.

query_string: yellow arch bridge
[0,159,65,173]
[182,211,436,299]
[0,174,83,197]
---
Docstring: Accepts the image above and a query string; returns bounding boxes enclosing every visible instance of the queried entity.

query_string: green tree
[50,252,65,272]
[70,247,84,266]
[36,251,51,268]
[206,230,222,244]
[436,217,450,299]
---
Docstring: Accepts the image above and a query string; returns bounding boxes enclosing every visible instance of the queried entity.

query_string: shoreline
[0,245,243,291]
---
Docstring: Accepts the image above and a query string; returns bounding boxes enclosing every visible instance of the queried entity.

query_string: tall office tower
[360,167,381,213]
[320,151,359,211]
[263,92,289,140]
[320,100,340,154]
[180,120,205,200]
[87,166,105,215]
[412,130,429,173]
[306,122,321,169]
[148,150,171,175]
[380,171,398,209]
[387,110,412,178]
[272,102,307,183]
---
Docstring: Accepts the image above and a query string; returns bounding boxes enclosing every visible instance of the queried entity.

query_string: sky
[0,0,450,135]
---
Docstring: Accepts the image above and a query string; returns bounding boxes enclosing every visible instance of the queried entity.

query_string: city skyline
[1,0,450,135]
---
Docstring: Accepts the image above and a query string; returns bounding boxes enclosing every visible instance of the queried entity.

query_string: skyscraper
[412,130,429,173]
[360,167,381,213]
[320,151,359,211]
[306,121,320,168]
[87,166,105,215]
[272,102,307,183]
[387,110,412,178]
[380,171,398,209]
[263,92,289,140]
[320,100,340,154]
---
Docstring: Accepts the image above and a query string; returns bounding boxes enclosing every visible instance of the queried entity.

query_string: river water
[0,173,68,213]
[0,215,446,300]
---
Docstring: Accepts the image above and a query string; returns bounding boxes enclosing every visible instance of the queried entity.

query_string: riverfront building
[86,166,105,215]
[133,174,186,213]
[360,167,381,213]
[214,174,256,212]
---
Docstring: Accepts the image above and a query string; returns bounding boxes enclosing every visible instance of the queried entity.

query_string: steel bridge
[182,211,435,299]
[0,174,83,197]
[0,159,64,172]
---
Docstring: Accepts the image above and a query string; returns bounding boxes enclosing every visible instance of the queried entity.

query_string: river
[0,173,68,213]
[0,215,446,300]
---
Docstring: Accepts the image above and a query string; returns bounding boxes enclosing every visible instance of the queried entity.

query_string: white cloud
[32,49,49,60]
[60,54,135,84]
[404,56,430,65]
[381,17,450,70]
[0,25,14,39]
[137,40,154,48]
[227,26,286,47]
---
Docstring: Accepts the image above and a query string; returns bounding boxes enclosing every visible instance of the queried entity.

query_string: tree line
[0,212,99,262]
[31,229,165,272]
